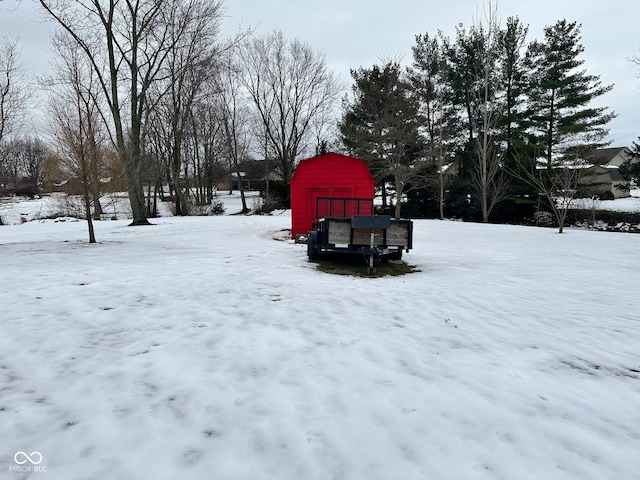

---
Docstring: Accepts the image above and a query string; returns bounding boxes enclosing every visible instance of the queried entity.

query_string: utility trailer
[306,197,413,273]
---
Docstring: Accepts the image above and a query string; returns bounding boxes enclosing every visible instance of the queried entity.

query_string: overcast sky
[1,0,639,146]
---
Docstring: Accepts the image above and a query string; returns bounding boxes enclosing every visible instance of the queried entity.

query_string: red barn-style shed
[289,152,375,237]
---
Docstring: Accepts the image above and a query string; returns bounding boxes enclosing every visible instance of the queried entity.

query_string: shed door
[309,188,352,221]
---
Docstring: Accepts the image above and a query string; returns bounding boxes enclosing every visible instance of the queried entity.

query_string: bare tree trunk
[91,188,103,220]
[0,36,31,145]
[152,182,158,217]
[394,174,403,220]
[381,183,388,209]
[469,2,509,223]
[80,160,96,243]
[235,161,248,213]
[438,151,445,220]
[89,138,103,220]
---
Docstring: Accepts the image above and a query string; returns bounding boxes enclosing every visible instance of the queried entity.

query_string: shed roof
[289,152,374,185]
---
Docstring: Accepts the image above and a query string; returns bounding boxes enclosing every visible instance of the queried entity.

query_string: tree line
[1,0,341,238]
[1,1,639,238]
[340,13,624,231]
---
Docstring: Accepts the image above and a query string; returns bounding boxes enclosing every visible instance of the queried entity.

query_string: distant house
[579,147,633,199]
[217,159,278,192]
[592,147,632,168]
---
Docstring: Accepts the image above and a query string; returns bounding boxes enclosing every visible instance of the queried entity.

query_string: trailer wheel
[388,249,403,261]
[307,231,319,260]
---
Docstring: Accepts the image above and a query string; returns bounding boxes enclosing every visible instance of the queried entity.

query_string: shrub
[490,198,536,224]
[210,197,225,215]
[261,181,290,209]
[190,197,225,216]
[598,191,614,201]
[534,210,555,226]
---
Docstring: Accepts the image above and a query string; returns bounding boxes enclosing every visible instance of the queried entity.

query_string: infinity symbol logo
[14,451,43,465]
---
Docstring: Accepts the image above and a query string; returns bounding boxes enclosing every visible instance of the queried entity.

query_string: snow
[569,189,640,214]
[1,193,640,480]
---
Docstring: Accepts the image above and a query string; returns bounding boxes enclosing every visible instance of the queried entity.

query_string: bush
[566,209,640,227]
[0,184,39,198]
[190,197,225,216]
[261,181,290,209]
[210,197,225,215]
[490,198,536,224]
[402,187,440,218]
[534,210,555,226]
[598,191,614,201]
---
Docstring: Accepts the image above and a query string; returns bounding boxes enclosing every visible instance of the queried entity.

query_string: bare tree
[629,47,640,74]
[37,0,216,225]
[240,30,341,184]
[0,136,46,194]
[0,35,30,144]
[44,33,111,242]
[214,46,253,213]
[189,86,226,206]
[509,141,603,233]
[145,0,226,216]
[468,3,510,223]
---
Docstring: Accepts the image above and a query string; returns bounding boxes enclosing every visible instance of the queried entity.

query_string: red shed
[289,152,375,237]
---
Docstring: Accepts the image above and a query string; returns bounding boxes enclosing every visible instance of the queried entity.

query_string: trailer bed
[306,197,413,270]
[322,217,412,250]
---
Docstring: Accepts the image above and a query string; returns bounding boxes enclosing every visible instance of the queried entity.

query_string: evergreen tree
[505,20,616,232]
[409,32,453,219]
[524,20,615,168]
[618,137,640,188]
[443,24,486,155]
[410,32,449,151]
[339,61,423,219]
[441,14,514,223]
[498,17,535,200]
[498,16,529,154]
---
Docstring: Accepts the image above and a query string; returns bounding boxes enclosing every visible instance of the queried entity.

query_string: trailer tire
[388,249,403,261]
[307,231,319,260]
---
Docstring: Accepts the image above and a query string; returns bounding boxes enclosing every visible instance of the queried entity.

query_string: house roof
[591,147,631,166]
[227,159,277,181]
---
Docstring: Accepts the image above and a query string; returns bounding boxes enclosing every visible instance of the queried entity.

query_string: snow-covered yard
[569,188,640,213]
[0,190,265,225]
[1,194,639,479]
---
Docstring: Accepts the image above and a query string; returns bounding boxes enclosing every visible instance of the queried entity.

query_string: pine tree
[524,20,615,168]
[499,16,529,154]
[618,137,640,188]
[499,17,534,200]
[409,32,453,219]
[505,20,617,233]
[339,61,423,219]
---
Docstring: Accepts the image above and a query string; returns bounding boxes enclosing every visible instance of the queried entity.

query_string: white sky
[1,0,639,146]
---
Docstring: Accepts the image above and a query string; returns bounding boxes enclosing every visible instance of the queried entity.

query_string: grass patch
[311,254,419,277]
